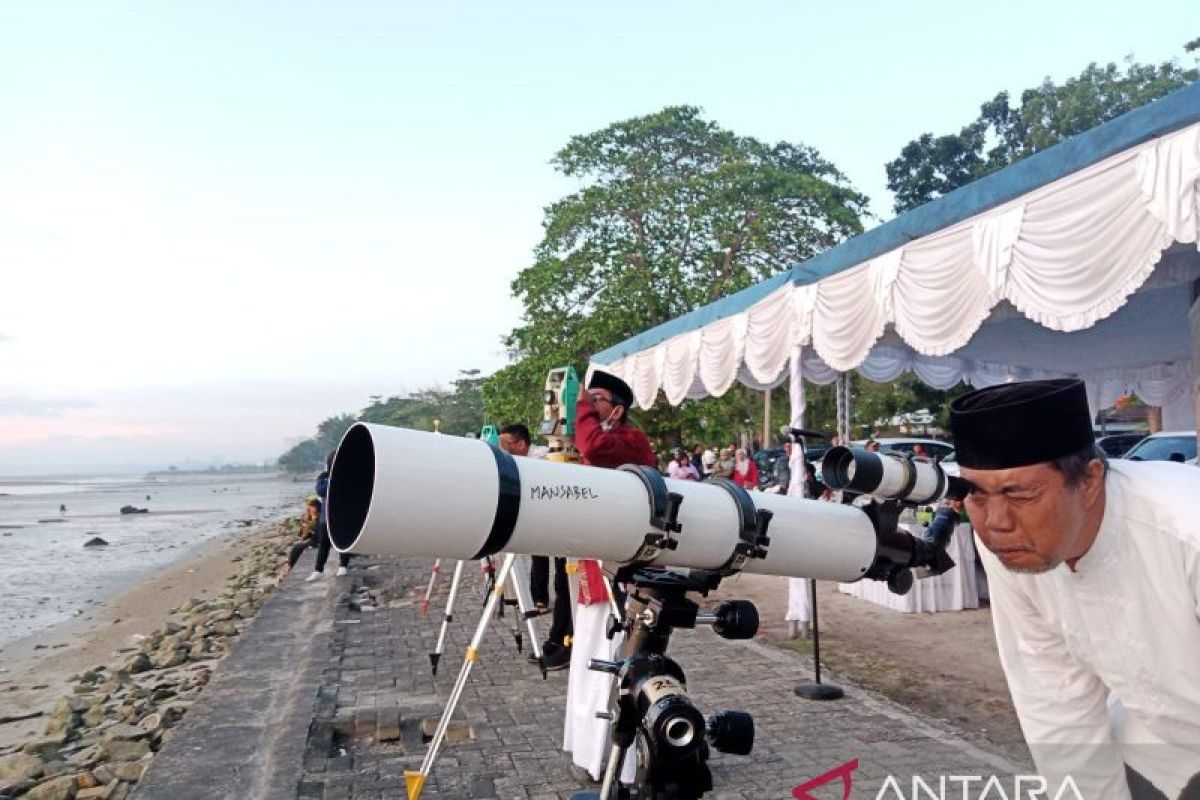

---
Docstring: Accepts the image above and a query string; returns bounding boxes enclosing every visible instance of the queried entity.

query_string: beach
[0,527,280,750]
[0,471,306,647]
[0,471,307,753]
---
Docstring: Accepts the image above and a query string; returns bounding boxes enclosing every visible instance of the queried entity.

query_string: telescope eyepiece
[707,710,754,756]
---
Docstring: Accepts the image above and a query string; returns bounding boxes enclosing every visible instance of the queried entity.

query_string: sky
[0,1,1196,471]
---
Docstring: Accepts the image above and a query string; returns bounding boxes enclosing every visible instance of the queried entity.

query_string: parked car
[1095,432,1147,458]
[870,437,955,462]
[752,441,834,490]
[1120,431,1197,463]
[752,447,785,489]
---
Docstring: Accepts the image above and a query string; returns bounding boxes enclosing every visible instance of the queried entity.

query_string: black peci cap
[588,370,634,409]
[949,379,1094,470]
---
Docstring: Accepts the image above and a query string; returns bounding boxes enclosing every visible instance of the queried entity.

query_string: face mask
[599,408,618,432]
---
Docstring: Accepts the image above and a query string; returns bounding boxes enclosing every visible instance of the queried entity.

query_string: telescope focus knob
[707,600,759,640]
[588,658,622,675]
[887,569,914,596]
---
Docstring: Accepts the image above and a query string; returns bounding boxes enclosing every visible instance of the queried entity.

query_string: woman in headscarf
[731,447,759,490]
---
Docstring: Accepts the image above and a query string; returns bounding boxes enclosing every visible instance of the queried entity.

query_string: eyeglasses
[590,393,614,406]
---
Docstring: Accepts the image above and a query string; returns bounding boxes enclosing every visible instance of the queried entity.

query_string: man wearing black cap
[562,369,656,783]
[574,369,657,470]
[950,378,1200,800]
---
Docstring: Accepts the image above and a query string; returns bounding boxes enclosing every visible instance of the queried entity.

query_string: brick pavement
[295,556,1033,800]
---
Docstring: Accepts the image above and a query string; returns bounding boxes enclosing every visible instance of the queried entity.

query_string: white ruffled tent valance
[593,121,1200,418]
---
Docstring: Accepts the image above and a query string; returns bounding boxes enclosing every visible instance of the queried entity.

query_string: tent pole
[835,372,852,443]
[834,374,842,443]
[1192,280,1200,450]
[763,389,772,448]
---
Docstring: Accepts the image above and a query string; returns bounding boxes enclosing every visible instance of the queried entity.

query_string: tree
[315,414,357,456]
[886,48,1199,213]
[278,438,324,474]
[359,369,488,436]
[485,106,869,437]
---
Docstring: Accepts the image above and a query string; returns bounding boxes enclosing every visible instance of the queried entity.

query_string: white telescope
[327,423,949,586]
[820,446,968,505]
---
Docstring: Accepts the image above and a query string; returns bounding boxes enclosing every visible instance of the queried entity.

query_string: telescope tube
[820,446,960,505]
[327,423,879,582]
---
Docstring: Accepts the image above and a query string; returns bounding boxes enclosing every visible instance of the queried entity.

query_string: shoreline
[0,511,299,757]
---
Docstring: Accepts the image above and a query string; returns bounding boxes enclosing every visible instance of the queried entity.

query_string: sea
[0,470,308,647]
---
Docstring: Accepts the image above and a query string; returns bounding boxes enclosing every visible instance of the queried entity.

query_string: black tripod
[570,568,762,800]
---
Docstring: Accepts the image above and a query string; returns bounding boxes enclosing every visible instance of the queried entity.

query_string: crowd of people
[664,444,761,489]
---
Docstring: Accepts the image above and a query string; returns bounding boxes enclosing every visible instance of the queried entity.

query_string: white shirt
[666,460,699,480]
[979,460,1200,798]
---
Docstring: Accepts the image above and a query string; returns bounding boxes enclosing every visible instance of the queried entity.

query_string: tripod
[420,558,442,616]
[572,568,761,800]
[406,552,548,799]
[429,556,547,676]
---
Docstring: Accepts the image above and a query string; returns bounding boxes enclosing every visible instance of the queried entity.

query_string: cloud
[0,395,92,417]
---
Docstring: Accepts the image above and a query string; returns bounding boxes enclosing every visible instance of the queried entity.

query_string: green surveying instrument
[539,366,581,462]
[479,424,500,446]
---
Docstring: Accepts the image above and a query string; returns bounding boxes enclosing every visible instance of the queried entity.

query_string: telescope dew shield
[821,446,947,505]
[328,423,879,582]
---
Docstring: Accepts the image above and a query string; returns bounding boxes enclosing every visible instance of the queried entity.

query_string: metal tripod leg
[420,558,441,616]
[506,556,546,678]
[405,553,518,800]
[603,576,624,627]
[430,560,465,675]
[597,742,628,800]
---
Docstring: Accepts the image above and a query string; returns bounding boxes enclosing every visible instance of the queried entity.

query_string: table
[838,522,980,613]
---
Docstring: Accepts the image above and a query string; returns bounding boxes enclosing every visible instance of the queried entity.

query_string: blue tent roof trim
[592,79,1200,366]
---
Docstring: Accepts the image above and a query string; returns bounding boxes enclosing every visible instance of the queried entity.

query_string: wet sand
[0,527,279,749]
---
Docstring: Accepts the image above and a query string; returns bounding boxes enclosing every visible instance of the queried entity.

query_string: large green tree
[886,49,1198,213]
[485,106,869,440]
[360,369,488,436]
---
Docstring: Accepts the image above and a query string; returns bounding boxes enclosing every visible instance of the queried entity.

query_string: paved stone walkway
[137,555,1032,800]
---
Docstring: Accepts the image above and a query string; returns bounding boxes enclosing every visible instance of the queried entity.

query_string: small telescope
[819,445,965,593]
[819,445,969,506]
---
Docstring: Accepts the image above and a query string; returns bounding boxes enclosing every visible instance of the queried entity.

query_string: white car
[866,437,955,462]
[1119,430,1197,464]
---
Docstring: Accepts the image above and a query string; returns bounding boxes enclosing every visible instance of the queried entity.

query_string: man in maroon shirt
[540,371,657,671]
[574,370,657,470]
[562,370,657,779]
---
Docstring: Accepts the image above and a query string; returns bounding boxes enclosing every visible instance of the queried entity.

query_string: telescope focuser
[861,499,957,595]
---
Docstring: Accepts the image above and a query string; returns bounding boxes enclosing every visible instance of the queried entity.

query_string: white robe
[980,460,1200,799]
[562,570,636,783]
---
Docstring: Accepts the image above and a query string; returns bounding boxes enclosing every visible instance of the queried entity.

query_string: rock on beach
[1,517,298,800]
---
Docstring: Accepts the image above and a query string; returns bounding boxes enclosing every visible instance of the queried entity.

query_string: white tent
[590,81,1200,432]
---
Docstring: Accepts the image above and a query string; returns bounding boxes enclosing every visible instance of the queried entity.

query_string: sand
[0,526,280,749]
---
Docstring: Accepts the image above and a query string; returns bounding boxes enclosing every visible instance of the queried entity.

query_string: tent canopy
[590,81,1200,428]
